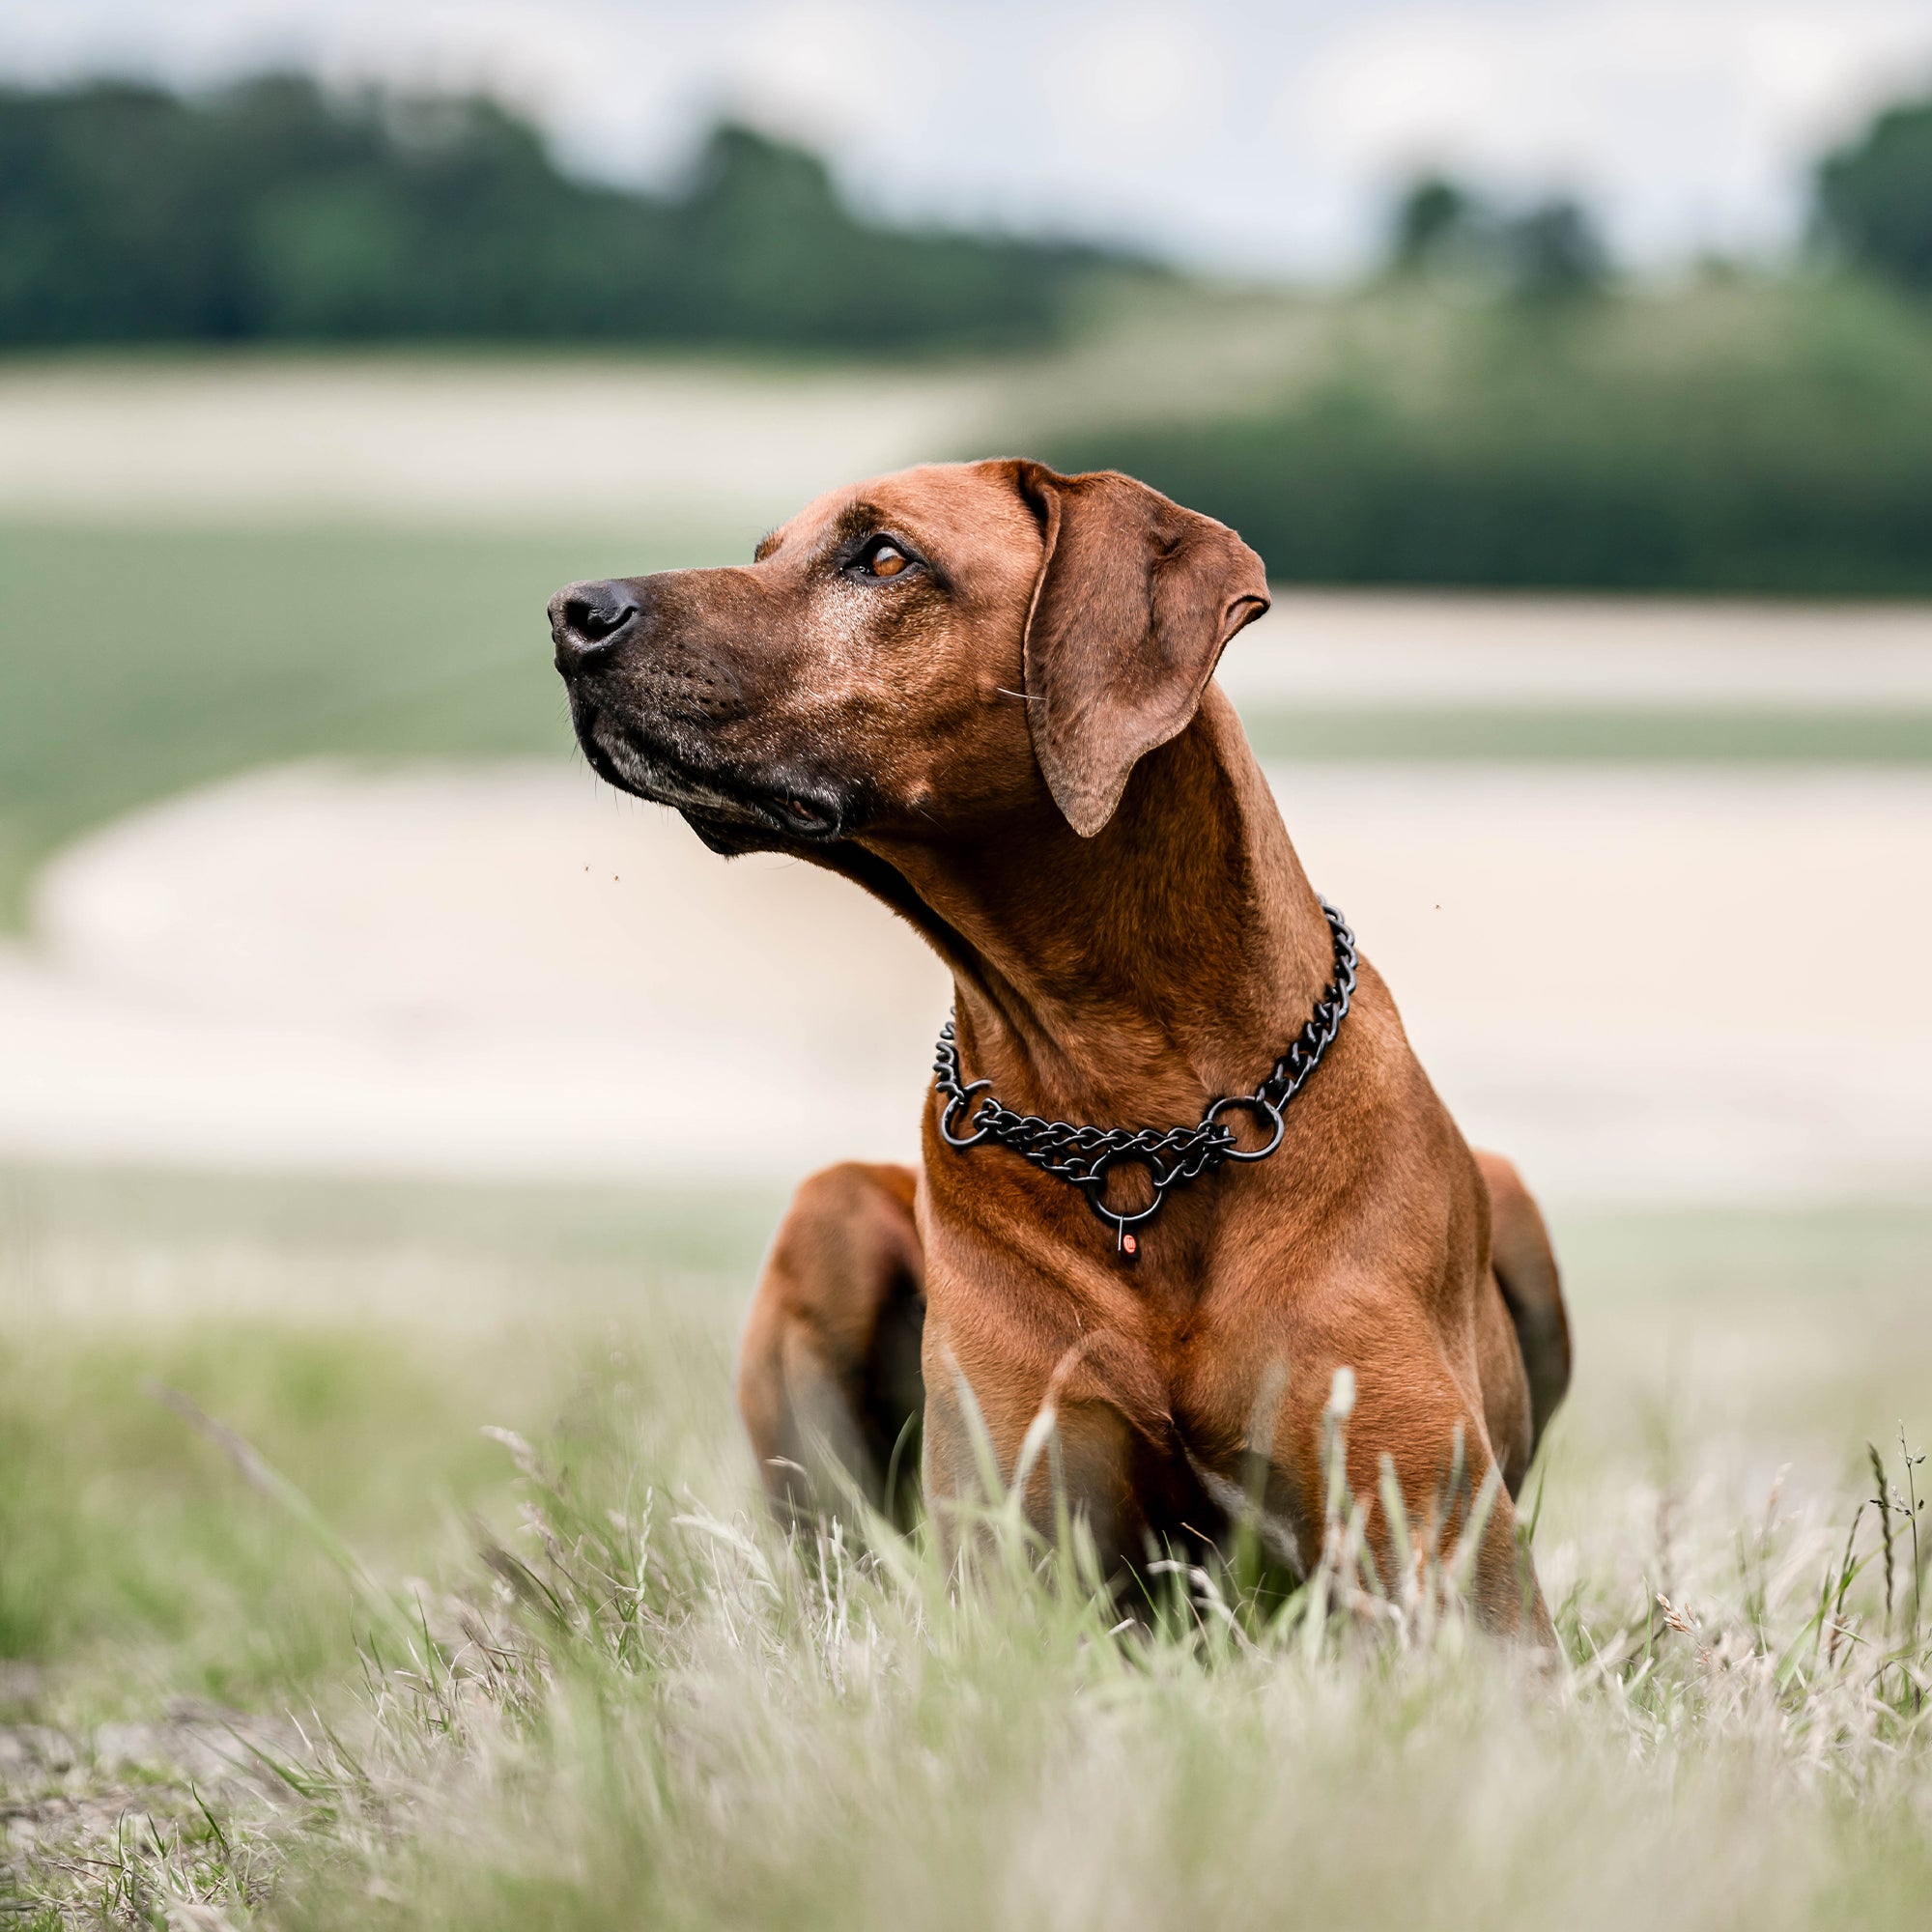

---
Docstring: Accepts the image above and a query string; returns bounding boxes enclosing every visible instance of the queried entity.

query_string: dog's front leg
[737,1161,925,1531]
[919,1312,1148,1583]
[1259,1342,1555,1644]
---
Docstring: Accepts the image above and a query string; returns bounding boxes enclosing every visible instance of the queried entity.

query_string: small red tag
[1122,1233,1138,1258]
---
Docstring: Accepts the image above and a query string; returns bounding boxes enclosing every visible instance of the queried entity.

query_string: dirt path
[3,753,1926,1208]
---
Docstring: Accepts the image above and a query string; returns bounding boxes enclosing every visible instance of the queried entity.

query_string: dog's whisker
[993,686,1039,702]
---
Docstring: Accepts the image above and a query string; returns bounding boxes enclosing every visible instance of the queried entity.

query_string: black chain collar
[932,899,1357,1261]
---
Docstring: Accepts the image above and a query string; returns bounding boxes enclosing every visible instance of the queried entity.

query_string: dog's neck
[862,685,1336,1127]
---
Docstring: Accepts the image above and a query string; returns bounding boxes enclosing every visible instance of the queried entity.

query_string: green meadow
[3,1163,1931,1926]
[8,516,1932,926]
[4,327,1932,1921]
[0,524,654,925]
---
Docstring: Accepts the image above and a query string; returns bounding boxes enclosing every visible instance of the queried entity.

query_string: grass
[2,1163,1930,1927]
[0,1165,778,1706]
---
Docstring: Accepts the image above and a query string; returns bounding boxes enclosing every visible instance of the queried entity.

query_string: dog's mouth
[575,703,850,846]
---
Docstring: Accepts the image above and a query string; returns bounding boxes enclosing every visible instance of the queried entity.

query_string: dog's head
[550,460,1267,855]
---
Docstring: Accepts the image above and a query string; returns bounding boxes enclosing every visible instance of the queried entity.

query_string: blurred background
[3,0,1931,1701]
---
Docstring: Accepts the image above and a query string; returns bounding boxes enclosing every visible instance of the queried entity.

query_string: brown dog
[551,461,1570,1635]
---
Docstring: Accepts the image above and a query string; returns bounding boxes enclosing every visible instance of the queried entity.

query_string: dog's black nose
[550,580,642,669]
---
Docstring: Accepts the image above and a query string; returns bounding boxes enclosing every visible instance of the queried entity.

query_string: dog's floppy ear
[1012,462,1269,838]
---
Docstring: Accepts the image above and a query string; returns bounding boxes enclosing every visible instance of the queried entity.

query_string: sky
[4,0,1931,275]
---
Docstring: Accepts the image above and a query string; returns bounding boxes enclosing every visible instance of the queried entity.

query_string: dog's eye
[857,538,914,580]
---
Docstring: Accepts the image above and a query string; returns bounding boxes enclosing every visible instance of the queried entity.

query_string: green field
[0,524,715,924]
[6,456,1932,1924]
[9,519,1932,927]
[1243,706,1932,764]
[2,1164,1930,1925]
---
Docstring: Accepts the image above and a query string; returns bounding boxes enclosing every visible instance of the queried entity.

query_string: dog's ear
[1012,463,1269,837]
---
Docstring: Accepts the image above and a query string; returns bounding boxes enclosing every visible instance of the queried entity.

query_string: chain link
[932,900,1357,1252]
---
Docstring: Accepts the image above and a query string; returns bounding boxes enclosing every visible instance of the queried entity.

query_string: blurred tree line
[1056,91,1932,593]
[1385,178,1610,300]
[0,75,1150,350]
[1057,286,1932,593]
[8,69,1932,591]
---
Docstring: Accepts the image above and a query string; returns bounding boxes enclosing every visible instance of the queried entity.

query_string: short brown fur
[552,460,1572,1636]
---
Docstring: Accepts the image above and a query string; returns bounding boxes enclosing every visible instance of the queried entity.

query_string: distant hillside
[1052,281,1932,595]
[0,76,1158,351]
[1046,84,1932,596]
